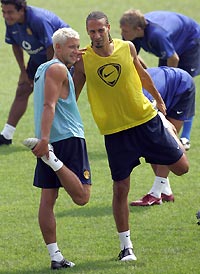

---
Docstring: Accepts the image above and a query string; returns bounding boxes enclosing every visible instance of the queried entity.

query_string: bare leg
[113,177,130,232]
[55,166,91,206]
[7,82,33,127]
[39,188,58,244]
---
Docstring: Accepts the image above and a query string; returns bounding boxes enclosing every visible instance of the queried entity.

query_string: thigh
[138,115,183,165]
[40,188,59,205]
[104,130,141,182]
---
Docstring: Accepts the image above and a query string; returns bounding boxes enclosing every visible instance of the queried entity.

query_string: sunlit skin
[120,23,144,41]
[56,38,80,66]
[87,18,111,53]
[1,4,25,25]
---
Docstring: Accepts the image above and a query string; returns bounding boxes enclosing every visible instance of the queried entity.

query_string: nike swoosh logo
[104,70,114,78]
[176,111,183,115]
[147,201,157,205]
[34,76,40,83]
[12,31,18,34]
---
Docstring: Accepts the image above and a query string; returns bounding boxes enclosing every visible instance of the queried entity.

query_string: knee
[176,165,189,176]
[173,162,189,176]
[72,196,89,206]
[72,193,90,206]
[16,82,33,99]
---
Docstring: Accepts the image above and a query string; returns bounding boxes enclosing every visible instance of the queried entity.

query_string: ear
[55,43,61,50]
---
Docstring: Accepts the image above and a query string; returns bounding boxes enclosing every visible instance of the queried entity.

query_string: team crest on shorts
[83,170,90,179]
[26,27,33,35]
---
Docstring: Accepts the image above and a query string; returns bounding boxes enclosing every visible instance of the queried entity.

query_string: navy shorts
[159,40,200,77]
[104,115,183,181]
[166,82,195,120]
[33,137,91,188]
[26,56,47,80]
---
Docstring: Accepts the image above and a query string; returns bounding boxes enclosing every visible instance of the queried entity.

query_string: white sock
[161,177,173,195]
[47,243,64,262]
[148,176,167,198]
[118,230,133,250]
[42,149,63,172]
[1,123,16,140]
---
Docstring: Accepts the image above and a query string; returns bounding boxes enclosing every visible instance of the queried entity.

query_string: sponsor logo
[26,27,33,35]
[34,76,40,83]
[97,63,121,87]
[176,111,183,115]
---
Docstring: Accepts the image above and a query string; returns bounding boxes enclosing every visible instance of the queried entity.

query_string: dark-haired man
[0,0,70,145]
[73,11,189,261]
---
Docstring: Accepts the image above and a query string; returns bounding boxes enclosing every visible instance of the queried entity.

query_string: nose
[94,31,101,39]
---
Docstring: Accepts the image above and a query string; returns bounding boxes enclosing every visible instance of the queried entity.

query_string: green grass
[0,0,200,273]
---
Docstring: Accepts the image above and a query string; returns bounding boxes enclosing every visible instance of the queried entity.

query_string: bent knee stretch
[73,196,90,206]
[72,191,90,206]
[171,163,189,176]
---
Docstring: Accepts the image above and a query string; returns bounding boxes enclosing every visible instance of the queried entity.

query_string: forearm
[167,52,179,67]
[40,104,55,142]
[12,44,26,72]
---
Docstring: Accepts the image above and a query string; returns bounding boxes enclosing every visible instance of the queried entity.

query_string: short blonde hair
[52,27,80,50]
[120,9,146,30]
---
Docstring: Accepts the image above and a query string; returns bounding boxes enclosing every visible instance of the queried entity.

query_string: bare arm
[167,52,179,67]
[46,45,54,60]
[128,42,166,115]
[73,56,86,100]
[32,63,67,157]
[12,44,29,84]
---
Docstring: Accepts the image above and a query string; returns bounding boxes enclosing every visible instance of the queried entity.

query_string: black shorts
[104,115,183,181]
[26,56,47,80]
[166,82,195,121]
[33,137,91,188]
[159,40,200,77]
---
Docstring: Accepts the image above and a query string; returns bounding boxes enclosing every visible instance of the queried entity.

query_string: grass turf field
[0,1,200,273]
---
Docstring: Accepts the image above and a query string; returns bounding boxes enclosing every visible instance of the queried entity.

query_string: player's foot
[196,211,200,225]
[23,137,54,161]
[51,258,75,270]
[23,137,63,171]
[180,137,190,151]
[0,134,12,146]
[118,248,137,261]
[161,193,175,202]
[130,193,162,206]
[23,137,39,150]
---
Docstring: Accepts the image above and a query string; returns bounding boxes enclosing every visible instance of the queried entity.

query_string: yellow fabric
[83,39,157,135]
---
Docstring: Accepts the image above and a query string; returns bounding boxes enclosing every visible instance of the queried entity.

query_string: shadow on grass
[0,144,26,155]
[56,204,112,218]
[129,204,159,214]
[1,258,140,274]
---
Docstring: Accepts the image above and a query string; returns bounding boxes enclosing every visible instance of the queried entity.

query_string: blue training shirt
[34,59,84,143]
[133,11,200,59]
[4,6,70,64]
[143,66,194,109]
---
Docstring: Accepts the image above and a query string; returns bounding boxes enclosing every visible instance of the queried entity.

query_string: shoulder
[46,61,66,79]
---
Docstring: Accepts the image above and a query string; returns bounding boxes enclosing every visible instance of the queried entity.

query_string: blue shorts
[166,82,195,120]
[104,115,183,181]
[26,55,47,80]
[33,137,91,188]
[159,40,200,77]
